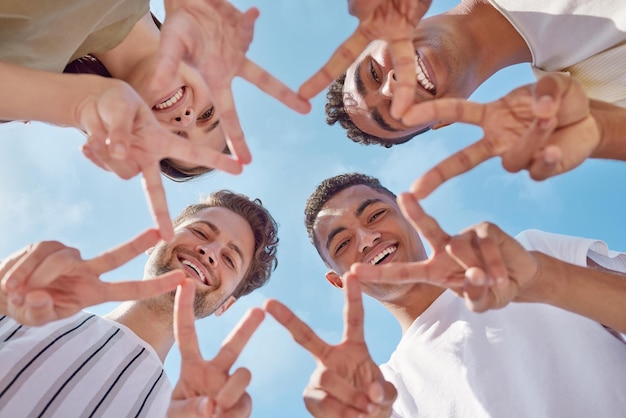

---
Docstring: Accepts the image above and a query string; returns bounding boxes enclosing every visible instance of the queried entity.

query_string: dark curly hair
[326,73,430,148]
[304,173,395,259]
[173,190,279,299]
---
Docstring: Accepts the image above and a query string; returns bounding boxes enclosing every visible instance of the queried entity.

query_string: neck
[433,0,532,96]
[381,284,445,335]
[92,12,160,90]
[104,299,175,363]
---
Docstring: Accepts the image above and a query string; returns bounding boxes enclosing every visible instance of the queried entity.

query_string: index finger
[264,299,331,360]
[298,28,370,99]
[174,279,202,360]
[212,308,265,371]
[239,60,311,115]
[141,164,174,242]
[401,98,485,128]
[210,86,250,165]
[397,193,450,251]
[85,229,162,275]
[410,139,494,199]
[100,270,185,303]
[342,274,365,344]
[159,131,244,175]
[388,39,418,119]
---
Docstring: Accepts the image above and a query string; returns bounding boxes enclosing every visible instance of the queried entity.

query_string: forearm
[0,61,112,127]
[521,252,626,333]
[590,100,626,162]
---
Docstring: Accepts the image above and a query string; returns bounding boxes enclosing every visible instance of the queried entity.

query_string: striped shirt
[0,312,172,418]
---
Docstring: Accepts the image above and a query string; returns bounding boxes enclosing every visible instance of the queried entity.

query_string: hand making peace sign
[0,229,184,326]
[152,0,311,165]
[168,279,265,418]
[349,193,541,312]
[400,73,599,199]
[265,275,396,418]
[300,0,433,118]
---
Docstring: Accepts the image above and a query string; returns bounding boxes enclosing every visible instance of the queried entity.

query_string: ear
[432,120,452,130]
[214,296,236,317]
[325,271,344,289]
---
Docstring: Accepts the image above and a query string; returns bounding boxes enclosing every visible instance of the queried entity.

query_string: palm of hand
[172,357,227,401]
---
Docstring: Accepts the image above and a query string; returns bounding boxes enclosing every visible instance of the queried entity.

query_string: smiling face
[144,207,254,318]
[342,17,474,146]
[312,185,427,301]
[127,56,228,176]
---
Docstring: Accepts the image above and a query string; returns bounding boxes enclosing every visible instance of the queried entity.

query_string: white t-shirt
[380,229,626,417]
[489,0,626,107]
[0,311,172,417]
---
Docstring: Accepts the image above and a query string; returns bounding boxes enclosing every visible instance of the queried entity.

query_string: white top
[380,229,626,417]
[0,311,172,418]
[489,0,626,106]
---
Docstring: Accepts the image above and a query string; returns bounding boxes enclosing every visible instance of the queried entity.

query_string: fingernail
[497,277,508,288]
[9,293,24,306]
[470,273,485,286]
[198,397,208,414]
[110,143,126,159]
[367,403,379,413]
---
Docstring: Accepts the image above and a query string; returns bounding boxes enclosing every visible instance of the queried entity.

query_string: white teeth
[415,55,435,93]
[182,260,206,283]
[154,88,184,110]
[370,246,397,265]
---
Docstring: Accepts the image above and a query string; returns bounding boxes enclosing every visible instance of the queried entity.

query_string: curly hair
[173,190,279,299]
[304,173,395,258]
[326,74,429,148]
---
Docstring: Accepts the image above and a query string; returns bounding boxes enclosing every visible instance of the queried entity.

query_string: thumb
[368,379,397,408]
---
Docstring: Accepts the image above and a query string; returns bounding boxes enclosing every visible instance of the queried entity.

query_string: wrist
[589,102,626,161]
[515,252,559,304]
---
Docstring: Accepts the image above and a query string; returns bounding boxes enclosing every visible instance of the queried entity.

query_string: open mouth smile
[178,255,210,286]
[153,87,185,110]
[370,245,398,265]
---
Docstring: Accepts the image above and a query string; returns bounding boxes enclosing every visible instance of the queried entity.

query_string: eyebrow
[372,108,402,133]
[354,61,367,96]
[193,220,246,266]
[204,119,220,134]
[324,198,383,251]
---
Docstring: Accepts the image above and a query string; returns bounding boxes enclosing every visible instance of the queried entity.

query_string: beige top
[0,0,149,72]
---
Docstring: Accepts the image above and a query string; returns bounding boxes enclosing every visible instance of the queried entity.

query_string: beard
[144,242,231,319]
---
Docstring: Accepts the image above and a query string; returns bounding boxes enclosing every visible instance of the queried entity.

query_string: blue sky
[1,1,625,417]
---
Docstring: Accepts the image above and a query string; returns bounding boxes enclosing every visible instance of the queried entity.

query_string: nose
[172,108,195,127]
[381,69,396,97]
[357,228,381,253]
[196,242,219,268]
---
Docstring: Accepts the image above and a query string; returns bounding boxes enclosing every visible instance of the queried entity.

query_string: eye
[335,239,350,255]
[369,60,381,84]
[192,228,208,240]
[223,254,235,269]
[198,106,215,121]
[369,209,386,223]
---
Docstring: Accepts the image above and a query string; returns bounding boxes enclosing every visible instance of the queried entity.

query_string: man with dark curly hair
[327,0,626,148]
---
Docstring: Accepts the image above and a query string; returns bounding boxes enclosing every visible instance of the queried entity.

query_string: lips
[153,86,185,111]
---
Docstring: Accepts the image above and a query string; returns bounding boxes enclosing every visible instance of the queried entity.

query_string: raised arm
[0,229,184,325]
[265,275,396,418]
